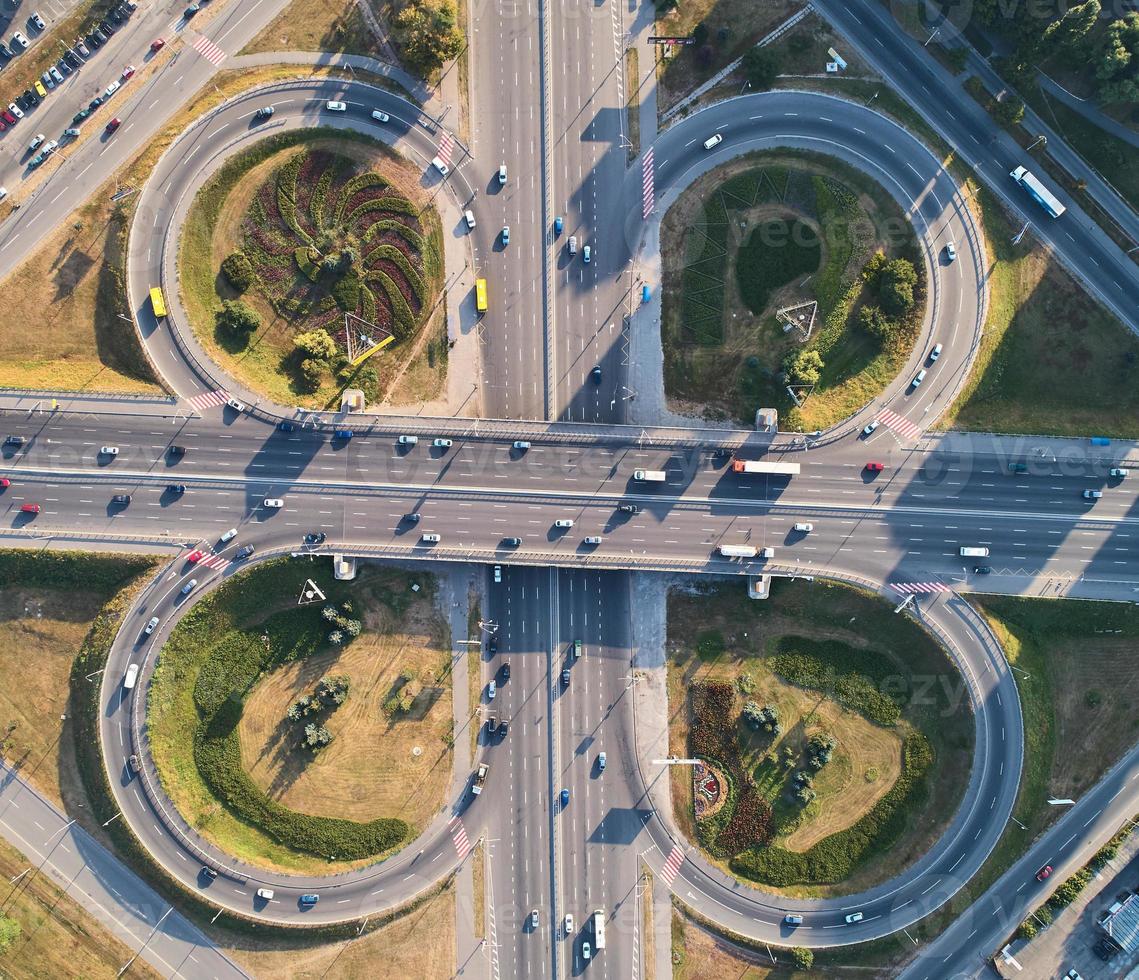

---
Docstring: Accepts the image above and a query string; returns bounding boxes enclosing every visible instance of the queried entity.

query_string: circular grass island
[146,560,455,874]
[661,149,927,430]
[666,578,973,898]
[180,132,446,408]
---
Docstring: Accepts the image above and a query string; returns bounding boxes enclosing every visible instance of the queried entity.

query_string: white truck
[960,546,990,557]
[633,469,667,482]
[472,762,489,795]
[719,544,774,559]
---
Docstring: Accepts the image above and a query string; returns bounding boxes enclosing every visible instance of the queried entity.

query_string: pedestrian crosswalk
[186,549,228,570]
[659,844,684,885]
[890,581,953,595]
[449,816,471,859]
[191,34,226,67]
[875,408,923,441]
[186,389,229,411]
[435,131,455,168]
[642,147,655,219]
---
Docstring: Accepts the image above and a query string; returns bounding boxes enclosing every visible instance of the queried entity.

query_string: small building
[755,408,777,432]
[1102,893,1139,953]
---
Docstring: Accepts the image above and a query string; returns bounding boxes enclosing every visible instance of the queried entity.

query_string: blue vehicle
[299,894,319,907]
[501,225,510,246]
[333,429,353,441]
[641,284,651,304]
[560,787,570,807]
[277,421,295,432]
[554,215,563,235]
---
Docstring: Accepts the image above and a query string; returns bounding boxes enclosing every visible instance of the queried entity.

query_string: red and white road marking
[875,408,923,441]
[435,131,454,167]
[659,844,684,885]
[642,147,655,219]
[449,816,471,859]
[891,582,953,595]
[186,389,229,411]
[192,34,227,67]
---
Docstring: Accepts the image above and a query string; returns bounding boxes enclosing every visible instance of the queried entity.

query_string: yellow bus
[475,278,488,314]
[149,286,167,319]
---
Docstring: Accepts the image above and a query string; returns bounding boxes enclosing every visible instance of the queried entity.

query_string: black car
[404,512,421,524]
[112,493,131,504]
[590,365,602,383]
[4,435,26,447]
[99,20,116,35]
[184,3,200,16]
[498,720,508,737]
[488,637,497,655]
[64,51,80,69]
[89,96,103,109]
[108,8,124,23]
[974,566,992,574]
[500,661,510,681]
[168,444,186,457]
[235,544,255,560]
[86,32,103,48]
[14,94,28,111]
[199,866,219,879]
[561,668,571,686]
[0,42,11,58]
[167,484,186,495]
[618,503,639,514]
[24,89,38,107]
[303,532,326,545]
[57,59,72,76]
[502,536,521,547]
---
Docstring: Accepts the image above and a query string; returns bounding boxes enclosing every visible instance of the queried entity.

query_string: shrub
[877,258,917,315]
[216,299,260,334]
[1049,868,1092,909]
[221,250,256,292]
[294,328,337,361]
[784,349,824,386]
[1017,918,1038,940]
[298,358,324,393]
[792,947,813,970]
[392,0,464,76]
[742,46,781,90]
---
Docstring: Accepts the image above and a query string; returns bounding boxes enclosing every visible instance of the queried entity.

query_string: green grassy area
[625,46,641,164]
[240,0,378,56]
[179,130,444,411]
[940,183,1139,437]
[147,558,451,873]
[667,579,973,898]
[661,149,924,428]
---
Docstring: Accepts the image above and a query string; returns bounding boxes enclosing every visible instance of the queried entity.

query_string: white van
[123,664,140,689]
[759,547,774,558]
[256,887,274,900]
[793,523,813,532]
[960,546,989,557]
[703,133,723,150]
[568,236,577,255]
[464,209,476,229]
[431,156,450,176]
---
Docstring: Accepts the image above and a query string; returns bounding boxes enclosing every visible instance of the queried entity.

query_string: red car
[121,65,136,79]
[1,110,16,125]
[150,38,165,51]
[0,119,7,132]
[865,461,885,473]
[186,549,205,564]
[20,503,40,514]
[106,117,121,133]
[0,478,10,488]
[1035,865,1053,881]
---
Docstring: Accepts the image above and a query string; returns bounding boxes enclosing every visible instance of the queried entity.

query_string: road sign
[648,36,695,45]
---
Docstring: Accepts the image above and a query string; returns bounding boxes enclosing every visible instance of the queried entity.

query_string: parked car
[11,32,29,50]
[30,12,45,30]
[7,102,22,119]
[121,64,136,79]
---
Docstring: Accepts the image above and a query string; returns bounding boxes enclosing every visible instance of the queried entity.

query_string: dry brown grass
[241,0,380,57]
[0,587,112,808]
[226,881,455,980]
[239,599,453,828]
[673,909,772,980]
[0,832,162,980]
[655,0,804,114]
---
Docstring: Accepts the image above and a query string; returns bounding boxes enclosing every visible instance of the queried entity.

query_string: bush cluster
[689,683,774,857]
[221,251,256,292]
[730,732,933,885]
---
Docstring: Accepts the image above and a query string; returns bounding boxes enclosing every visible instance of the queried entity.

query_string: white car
[568,236,577,255]
[7,103,23,119]
[144,616,159,635]
[582,941,591,960]
[464,209,476,229]
[911,369,926,388]
[862,419,880,437]
[793,522,813,532]
[845,911,864,924]
[31,12,45,29]
[431,156,450,176]
[220,528,238,542]
[929,343,943,362]
[584,536,602,545]
[263,498,284,509]
[1109,467,1126,478]
[421,532,441,543]
[1083,489,1102,500]
[371,109,389,122]
[487,679,496,700]
[945,241,957,262]
[564,913,574,934]
[555,519,574,528]
[583,245,591,264]
[703,133,723,150]
[498,164,507,184]
[11,32,29,50]
[398,434,418,445]
[530,909,539,929]
[0,187,8,200]
[100,445,119,456]
[433,438,453,448]
[325,100,347,112]
[29,134,45,151]
[103,80,121,99]
[225,398,246,413]
[256,887,274,900]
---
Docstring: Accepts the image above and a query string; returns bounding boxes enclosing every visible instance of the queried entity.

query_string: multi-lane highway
[0,0,1136,974]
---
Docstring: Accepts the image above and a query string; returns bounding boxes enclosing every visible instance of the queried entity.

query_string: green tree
[791,946,814,970]
[743,47,781,90]
[692,21,709,46]
[298,358,324,393]
[878,258,917,315]
[217,299,260,334]
[784,348,824,386]
[294,328,337,361]
[858,304,895,341]
[1043,0,1100,58]
[993,94,1026,127]
[742,700,765,729]
[220,250,256,292]
[393,0,465,77]
[944,46,968,73]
